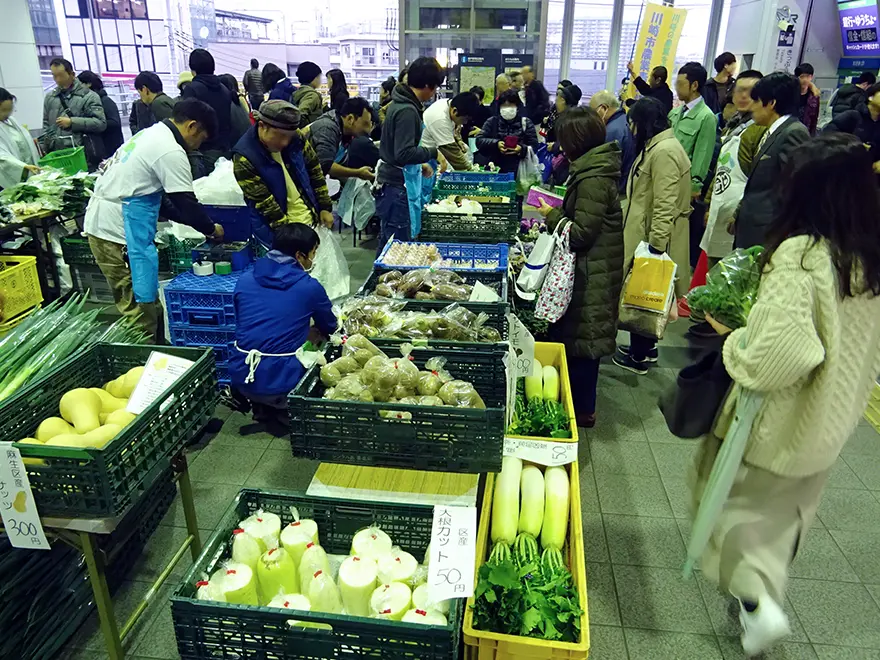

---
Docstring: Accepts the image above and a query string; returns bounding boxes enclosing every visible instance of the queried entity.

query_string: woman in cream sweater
[696,133,880,656]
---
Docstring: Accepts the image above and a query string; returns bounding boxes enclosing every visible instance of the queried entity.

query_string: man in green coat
[669,62,718,268]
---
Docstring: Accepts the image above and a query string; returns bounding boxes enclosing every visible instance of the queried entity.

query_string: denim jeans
[376,184,410,254]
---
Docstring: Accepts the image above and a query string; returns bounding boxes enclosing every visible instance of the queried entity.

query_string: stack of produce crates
[424,172,520,243]
[0,255,43,333]
[165,270,246,386]
[62,233,172,302]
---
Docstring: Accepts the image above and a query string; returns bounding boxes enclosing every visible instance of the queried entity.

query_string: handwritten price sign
[0,443,49,550]
[428,504,477,603]
[503,437,578,466]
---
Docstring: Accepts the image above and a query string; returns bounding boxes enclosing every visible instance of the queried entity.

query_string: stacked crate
[164,270,245,386]
[424,172,520,243]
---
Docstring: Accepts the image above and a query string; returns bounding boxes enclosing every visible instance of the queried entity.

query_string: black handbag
[57,94,106,169]
[658,349,733,439]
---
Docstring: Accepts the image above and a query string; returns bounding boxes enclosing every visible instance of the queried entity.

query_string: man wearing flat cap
[293,61,324,128]
[233,100,333,247]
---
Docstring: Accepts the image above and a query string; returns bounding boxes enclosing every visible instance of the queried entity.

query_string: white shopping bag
[516,221,563,293]
[311,225,350,301]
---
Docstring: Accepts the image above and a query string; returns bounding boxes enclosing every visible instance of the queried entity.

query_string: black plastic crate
[419,211,520,243]
[289,343,507,472]
[62,234,171,270]
[357,269,510,322]
[171,488,462,660]
[0,343,217,517]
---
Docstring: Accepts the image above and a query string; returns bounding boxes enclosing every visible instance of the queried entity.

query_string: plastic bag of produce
[341,297,406,337]
[340,333,387,366]
[193,158,245,206]
[424,356,453,383]
[371,582,412,620]
[397,269,432,298]
[377,547,419,584]
[418,395,445,406]
[687,246,764,330]
[308,569,343,614]
[438,380,486,408]
[311,225,350,302]
[351,525,393,560]
[430,283,473,301]
[339,555,379,616]
[239,510,281,550]
[378,270,403,284]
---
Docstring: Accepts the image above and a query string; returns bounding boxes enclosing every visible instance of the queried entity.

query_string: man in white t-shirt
[85,98,224,339]
[420,92,481,172]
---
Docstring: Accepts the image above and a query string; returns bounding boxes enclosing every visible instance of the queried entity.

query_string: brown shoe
[576,413,596,428]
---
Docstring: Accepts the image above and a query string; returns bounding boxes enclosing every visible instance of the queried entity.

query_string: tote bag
[515,221,565,293]
[535,220,575,323]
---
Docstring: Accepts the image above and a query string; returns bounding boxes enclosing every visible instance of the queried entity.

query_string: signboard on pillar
[773,1,809,73]
[839,0,880,56]
[628,4,688,99]
[502,54,534,75]
[459,52,501,103]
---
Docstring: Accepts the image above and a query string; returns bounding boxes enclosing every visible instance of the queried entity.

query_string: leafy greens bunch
[687,246,764,330]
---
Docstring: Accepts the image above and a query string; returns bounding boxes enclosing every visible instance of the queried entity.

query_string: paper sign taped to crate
[127,351,195,415]
[428,504,477,603]
[0,443,49,550]
[503,437,578,466]
[508,313,535,377]
[469,280,501,302]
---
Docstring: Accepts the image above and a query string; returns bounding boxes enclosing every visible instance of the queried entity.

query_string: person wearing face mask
[229,222,338,425]
[477,90,538,174]
[590,90,635,195]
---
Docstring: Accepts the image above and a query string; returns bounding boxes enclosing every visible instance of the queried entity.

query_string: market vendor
[232,100,333,248]
[84,98,224,340]
[229,222,337,425]
[0,88,41,190]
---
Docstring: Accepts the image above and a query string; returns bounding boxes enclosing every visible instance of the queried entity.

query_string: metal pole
[536,0,550,80]
[84,0,103,74]
[559,0,576,81]
[704,0,726,72]
[606,0,627,92]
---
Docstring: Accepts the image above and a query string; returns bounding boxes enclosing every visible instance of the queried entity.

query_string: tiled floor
[59,235,880,659]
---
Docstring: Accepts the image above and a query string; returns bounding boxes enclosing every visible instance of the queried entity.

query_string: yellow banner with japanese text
[627,3,688,99]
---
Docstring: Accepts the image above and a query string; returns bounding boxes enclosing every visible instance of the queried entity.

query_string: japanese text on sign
[0,443,49,550]
[126,351,195,415]
[428,504,477,603]
[503,437,578,467]
[629,3,688,99]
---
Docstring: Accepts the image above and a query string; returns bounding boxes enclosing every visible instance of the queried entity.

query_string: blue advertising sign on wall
[840,0,880,55]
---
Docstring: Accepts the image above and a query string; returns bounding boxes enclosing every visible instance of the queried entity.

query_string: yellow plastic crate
[507,342,579,442]
[0,305,39,335]
[463,459,589,659]
[0,256,42,322]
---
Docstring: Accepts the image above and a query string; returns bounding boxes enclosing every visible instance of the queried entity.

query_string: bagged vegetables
[372,267,495,303]
[687,246,765,330]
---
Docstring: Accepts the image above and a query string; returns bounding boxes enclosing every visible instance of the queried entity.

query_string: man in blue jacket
[229,223,337,421]
[590,90,635,195]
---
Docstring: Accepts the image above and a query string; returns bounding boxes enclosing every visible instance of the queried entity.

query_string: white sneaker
[739,597,791,656]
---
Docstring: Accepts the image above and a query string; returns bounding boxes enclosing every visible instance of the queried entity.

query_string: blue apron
[402,158,436,238]
[122,191,163,303]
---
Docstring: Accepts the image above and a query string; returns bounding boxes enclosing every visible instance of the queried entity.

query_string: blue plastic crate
[438,172,514,183]
[168,324,236,366]
[203,205,251,242]
[164,270,244,327]
[374,241,509,273]
[215,360,230,385]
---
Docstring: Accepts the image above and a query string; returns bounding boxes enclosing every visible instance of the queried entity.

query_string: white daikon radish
[256,547,300,604]
[298,543,331,595]
[240,510,282,549]
[350,526,393,560]
[195,578,226,602]
[376,548,418,585]
[540,465,570,551]
[517,464,545,537]
[211,562,259,605]
[411,583,450,615]
[280,519,319,565]
[412,583,451,615]
[401,608,448,626]
[491,456,522,545]
[338,555,378,617]
[267,593,311,611]
[308,569,343,614]
[370,582,412,620]
[231,528,265,571]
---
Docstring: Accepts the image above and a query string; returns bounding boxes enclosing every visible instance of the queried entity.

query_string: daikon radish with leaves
[490,456,522,545]
[540,465,570,551]
[517,464,545,537]
[524,359,543,401]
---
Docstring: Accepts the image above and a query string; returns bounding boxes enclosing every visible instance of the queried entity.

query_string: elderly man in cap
[233,100,333,248]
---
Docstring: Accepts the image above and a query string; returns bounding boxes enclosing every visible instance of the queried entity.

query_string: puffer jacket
[40,79,106,156]
[545,142,625,359]
[182,74,233,152]
[476,114,538,173]
[293,86,323,128]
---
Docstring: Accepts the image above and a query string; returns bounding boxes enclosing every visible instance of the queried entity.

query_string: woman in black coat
[77,71,122,158]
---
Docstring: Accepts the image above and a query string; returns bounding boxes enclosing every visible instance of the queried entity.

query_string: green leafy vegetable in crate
[507,369,571,439]
[0,169,95,217]
[687,246,764,330]
[473,458,582,642]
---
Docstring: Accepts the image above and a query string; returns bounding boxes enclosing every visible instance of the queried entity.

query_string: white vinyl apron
[700,120,753,259]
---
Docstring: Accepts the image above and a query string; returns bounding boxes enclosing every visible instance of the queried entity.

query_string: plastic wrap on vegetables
[424,356,453,383]
[374,283,400,298]
[393,345,420,389]
[687,246,764,330]
[341,297,405,337]
[319,363,342,387]
[416,371,442,396]
[331,374,370,401]
[418,395,445,406]
[378,270,403,284]
[328,355,359,375]
[430,283,473,301]
[438,380,486,408]
[360,355,391,386]
[397,269,432,298]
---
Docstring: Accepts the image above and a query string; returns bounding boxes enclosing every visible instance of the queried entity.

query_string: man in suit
[669,62,718,266]
[735,72,810,249]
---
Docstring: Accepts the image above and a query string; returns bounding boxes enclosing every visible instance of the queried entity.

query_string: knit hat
[560,84,582,107]
[296,61,322,85]
[254,100,301,130]
[177,71,193,90]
